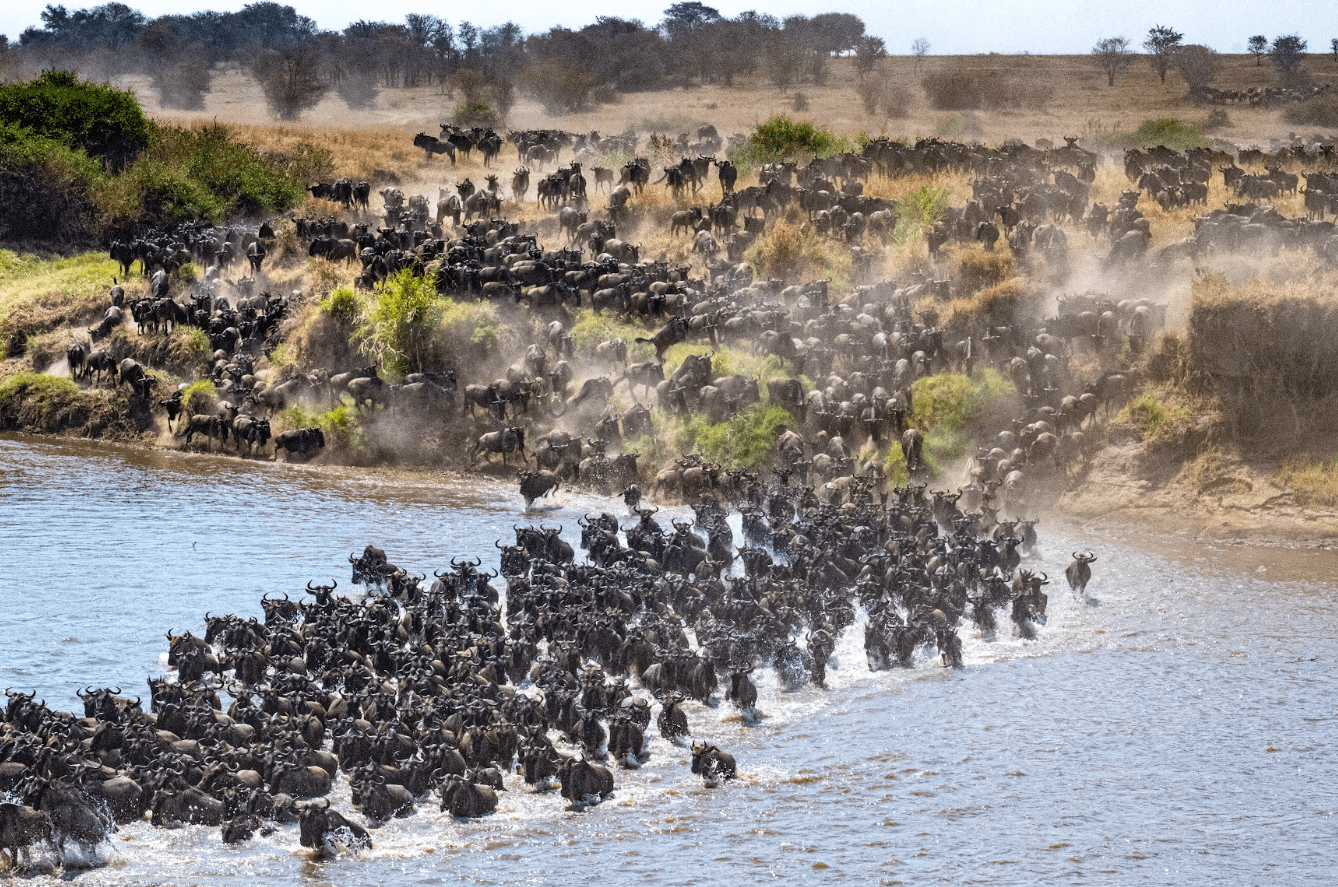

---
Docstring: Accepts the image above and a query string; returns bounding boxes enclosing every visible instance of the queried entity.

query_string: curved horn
[1036,571,1049,583]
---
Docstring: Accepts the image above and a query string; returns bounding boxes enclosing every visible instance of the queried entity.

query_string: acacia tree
[1330,37,1337,63]
[1143,25,1182,83]
[1247,35,1268,66]
[1271,34,1307,82]
[253,41,328,121]
[912,37,930,72]
[853,35,885,78]
[1092,36,1133,86]
[1173,45,1221,100]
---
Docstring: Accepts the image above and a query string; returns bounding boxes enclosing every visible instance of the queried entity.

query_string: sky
[1,0,1333,56]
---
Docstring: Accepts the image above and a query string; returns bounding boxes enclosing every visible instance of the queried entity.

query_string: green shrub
[893,185,951,245]
[921,70,1053,112]
[727,116,857,176]
[438,297,499,351]
[0,70,150,169]
[683,404,794,470]
[99,122,308,222]
[1284,91,1338,128]
[880,369,1018,481]
[357,270,437,376]
[1109,118,1209,151]
[283,402,363,450]
[319,286,359,319]
[181,379,216,416]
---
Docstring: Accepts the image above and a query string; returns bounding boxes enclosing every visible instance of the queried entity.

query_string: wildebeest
[413,132,455,164]
[635,316,690,360]
[1066,551,1096,596]
[471,426,527,466]
[299,800,371,855]
[690,742,737,784]
[556,757,614,806]
[0,803,53,869]
[274,427,325,460]
[901,428,925,474]
[518,468,560,508]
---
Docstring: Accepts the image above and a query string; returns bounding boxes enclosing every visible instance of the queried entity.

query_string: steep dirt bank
[1056,439,1338,548]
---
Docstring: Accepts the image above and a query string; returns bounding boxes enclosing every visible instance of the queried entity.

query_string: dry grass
[1276,454,1338,505]
[104,54,1334,152]
[73,54,1327,295]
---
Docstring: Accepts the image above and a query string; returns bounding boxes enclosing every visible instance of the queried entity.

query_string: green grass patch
[1114,388,1191,441]
[893,185,951,246]
[282,401,363,450]
[181,379,216,416]
[0,250,120,317]
[568,308,651,355]
[1276,455,1338,506]
[0,372,90,432]
[881,369,1017,482]
[688,404,794,470]
[164,327,211,371]
[1106,119,1209,152]
[727,116,858,178]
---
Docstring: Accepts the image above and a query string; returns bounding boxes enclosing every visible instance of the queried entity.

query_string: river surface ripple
[1,434,1335,885]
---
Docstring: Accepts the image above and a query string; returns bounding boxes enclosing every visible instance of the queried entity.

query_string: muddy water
[1,434,1335,885]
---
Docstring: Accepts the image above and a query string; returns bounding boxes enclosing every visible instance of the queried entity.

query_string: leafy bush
[333,72,379,111]
[683,404,794,470]
[1284,91,1338,128]
[522,57,602,114]
[1203,107,1231,132]
[356,271,501,375]
[320,287,359,319]
[282,402,363,450]
[452,100,503,128]
[747,219,852,286]
[252,43,329,121]
[437,298,499,351]
[99,121,308,223]
[893,185,951,245]
[935,112,983,140]
[882,369,1017,481]
[731,116,853,169]
[151,57,213,111]
[921,70,1053,111]
[357,270,436,376]
[181,379,216,416]
[0,70,150,169]
[1115,119,1209,151]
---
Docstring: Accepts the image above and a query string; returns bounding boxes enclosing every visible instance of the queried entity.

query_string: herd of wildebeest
[8,120,1334,868]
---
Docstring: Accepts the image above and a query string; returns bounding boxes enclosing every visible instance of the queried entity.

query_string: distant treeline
[1,2,890,117]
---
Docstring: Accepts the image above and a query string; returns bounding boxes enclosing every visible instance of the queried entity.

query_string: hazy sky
[2,0,1333,56]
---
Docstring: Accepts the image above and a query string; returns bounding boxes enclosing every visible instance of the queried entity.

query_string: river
[1,434,1335,885]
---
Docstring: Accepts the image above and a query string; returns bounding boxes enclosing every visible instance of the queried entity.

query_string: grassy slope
[0,250,121,358]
